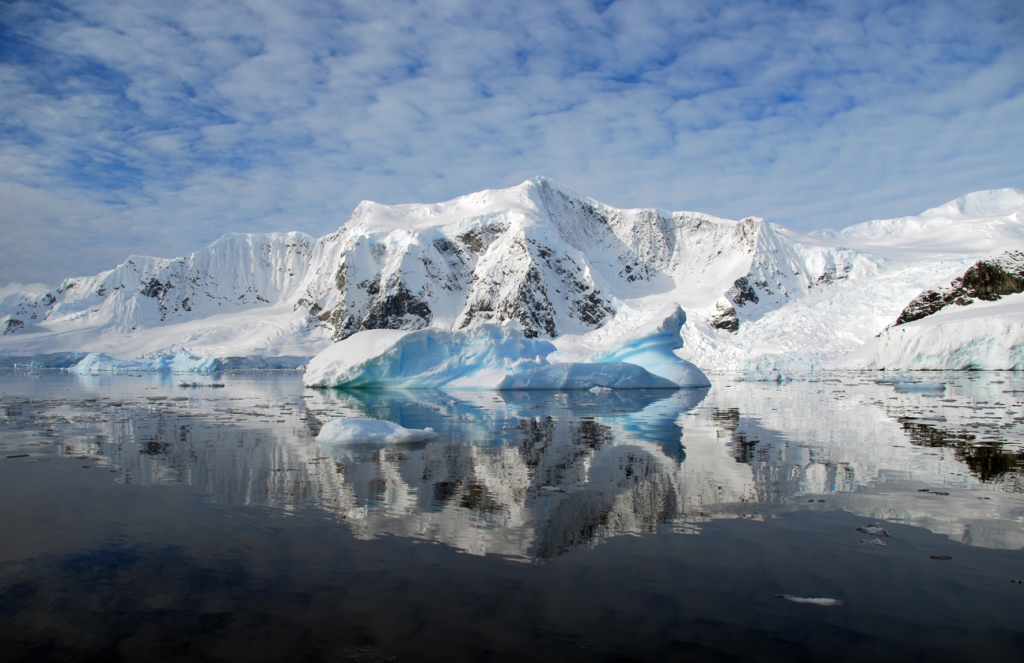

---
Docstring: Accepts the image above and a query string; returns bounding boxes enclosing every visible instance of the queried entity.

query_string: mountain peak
[922,188,1024,219]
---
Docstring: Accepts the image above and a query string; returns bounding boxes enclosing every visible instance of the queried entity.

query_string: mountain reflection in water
[3,371,1023,557]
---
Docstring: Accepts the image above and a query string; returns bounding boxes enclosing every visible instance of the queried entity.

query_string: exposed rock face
[709,302,740,333]
[895,251,1024,326]
[1,316,25,335]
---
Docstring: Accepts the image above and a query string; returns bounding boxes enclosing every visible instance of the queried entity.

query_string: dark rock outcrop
[709,302,740,333]
[895,251,1024,326]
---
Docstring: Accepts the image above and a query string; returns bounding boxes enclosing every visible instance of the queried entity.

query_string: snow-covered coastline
[3,179,1024,377]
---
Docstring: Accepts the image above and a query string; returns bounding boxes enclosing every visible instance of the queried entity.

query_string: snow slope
[2,180,1023,371]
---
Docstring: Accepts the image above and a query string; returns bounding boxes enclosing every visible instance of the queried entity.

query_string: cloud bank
[1,0,1022,284]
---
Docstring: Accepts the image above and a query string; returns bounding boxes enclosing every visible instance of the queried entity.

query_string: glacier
[2,179,1024,373]
[840,295,1024,370]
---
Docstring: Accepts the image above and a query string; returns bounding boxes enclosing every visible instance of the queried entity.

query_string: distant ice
[70,351,222,374]
[893,380,945,393]
[777,595,843,606]
[738,370,792,383]
[0,352,89,369]
[315,418,438,445]
[221,355,310,370]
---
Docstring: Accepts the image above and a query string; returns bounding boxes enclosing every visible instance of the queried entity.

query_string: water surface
[1,371,1023,661]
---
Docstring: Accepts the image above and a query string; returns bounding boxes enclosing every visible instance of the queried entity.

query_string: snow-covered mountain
[2,178,1023,370]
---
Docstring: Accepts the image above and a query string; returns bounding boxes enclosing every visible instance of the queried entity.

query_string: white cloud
[0,0,1022,283]
[0,282,51,298]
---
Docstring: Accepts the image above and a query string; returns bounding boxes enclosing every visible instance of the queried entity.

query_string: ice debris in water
[316,418,438,445]
[70,351,222,374]
[496,362,679,390]
[875,375,945,392]
[775,595,843,606]
[303,321,709,390]
[589,386,613,393]
[739,370,791,383]
[893,380,945,393]
[856,524,890,537]
[178,381,225,388]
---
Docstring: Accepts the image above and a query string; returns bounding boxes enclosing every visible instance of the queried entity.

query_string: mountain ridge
[3,179,1023,370]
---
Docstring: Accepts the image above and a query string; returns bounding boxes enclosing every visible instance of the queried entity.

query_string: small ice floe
[894,380,945,394]
[856,539,887,546]
[316,417,438,445]
[178,381,225,388]
[589,386,613,393]
[856,524,890,537]
[740,370,792,383]
[775,595,843,606]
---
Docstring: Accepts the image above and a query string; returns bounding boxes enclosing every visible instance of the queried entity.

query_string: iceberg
[495,362,679,390]
[70,351,222,374]
[315,418,438,445]
[589,306,711,388]
[303,322,708,390]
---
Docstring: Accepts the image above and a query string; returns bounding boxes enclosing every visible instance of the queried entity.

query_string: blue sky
[1,0,1022,285]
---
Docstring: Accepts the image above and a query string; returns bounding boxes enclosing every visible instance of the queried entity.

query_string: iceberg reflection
[6,371,1024,556]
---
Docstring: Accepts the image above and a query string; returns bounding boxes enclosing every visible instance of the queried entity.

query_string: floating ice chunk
[875,375,916,384]
[220,355,311,370]
[303,323,693,390]
[893,380,945,393]
[591,305,711,388]
[740,370,792,383]
[778,598,843,606]
[856,524,890,537]
[589,386,613,393]
[70,351,222,374]
[315,418,438,445]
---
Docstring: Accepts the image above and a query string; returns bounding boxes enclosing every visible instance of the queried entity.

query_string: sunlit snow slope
[2,179,1023,370]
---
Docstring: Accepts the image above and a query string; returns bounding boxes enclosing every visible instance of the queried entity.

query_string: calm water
[1,371,1023,662]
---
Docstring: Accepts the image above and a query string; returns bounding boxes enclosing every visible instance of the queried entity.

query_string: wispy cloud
[1,0,1022,283]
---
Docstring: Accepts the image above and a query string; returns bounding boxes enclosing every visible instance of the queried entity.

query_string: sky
[1,0,1023,286]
